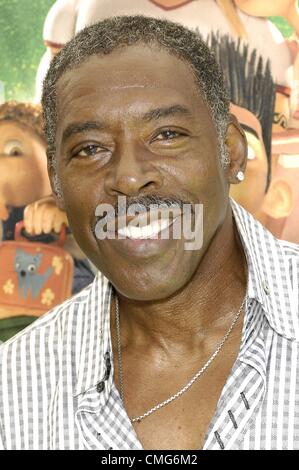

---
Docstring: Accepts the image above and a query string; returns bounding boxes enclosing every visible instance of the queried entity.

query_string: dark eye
[10,148,23,156]
[153,130,180,141]
[27,264,36,273]
[75,144,105,157]
[3,140,24,157]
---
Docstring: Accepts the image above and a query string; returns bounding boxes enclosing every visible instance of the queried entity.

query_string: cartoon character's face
[229,104,268,215]
[14,250,41,278]
[273,92,290,133]
[261,131,299,240]
[0,121,51,220]
[277,155,299,243]
[234,0,296,18]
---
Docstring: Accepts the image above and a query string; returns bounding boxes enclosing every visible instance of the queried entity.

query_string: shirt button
[97,381,105,393]
[262,281,270,295]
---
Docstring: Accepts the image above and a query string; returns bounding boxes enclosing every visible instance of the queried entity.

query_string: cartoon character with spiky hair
[36,0,298,132]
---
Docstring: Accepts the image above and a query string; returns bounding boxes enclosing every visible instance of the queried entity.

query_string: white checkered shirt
[0,200,298,450]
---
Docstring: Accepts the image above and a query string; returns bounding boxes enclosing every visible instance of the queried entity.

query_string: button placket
[262,281,270,295]
[97,351,111,393]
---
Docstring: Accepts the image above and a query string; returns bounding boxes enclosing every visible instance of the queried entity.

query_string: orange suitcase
[0,221,74,319]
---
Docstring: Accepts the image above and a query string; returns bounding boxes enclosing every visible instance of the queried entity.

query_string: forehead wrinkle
[110,85,146,89]
[141,104,192,123]
[57,46,203,106]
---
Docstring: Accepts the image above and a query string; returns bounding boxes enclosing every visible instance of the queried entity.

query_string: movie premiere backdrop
[0,0,298,341]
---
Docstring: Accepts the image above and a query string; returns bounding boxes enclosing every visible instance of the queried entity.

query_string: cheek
[59,167,105,241]
[62,183,93,228]
[170,149,223,195]
[0,159,43,203]
[245,158,268,185]
[172,153,227,249]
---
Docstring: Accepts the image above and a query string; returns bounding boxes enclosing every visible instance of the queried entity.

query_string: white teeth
[117,218,174,239]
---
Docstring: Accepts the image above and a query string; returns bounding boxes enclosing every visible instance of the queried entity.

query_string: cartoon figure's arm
[24,195,69,236]
[234,0,299,36]
[43,0,78,58]
[284,1,299,36]
[35,0,78,101]
[23,195,86,260]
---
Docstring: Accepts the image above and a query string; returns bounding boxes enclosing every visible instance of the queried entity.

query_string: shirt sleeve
[43,0,78,46]
[0,422,5,450]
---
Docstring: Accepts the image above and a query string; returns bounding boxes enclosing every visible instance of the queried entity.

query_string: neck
[111,206,247,359]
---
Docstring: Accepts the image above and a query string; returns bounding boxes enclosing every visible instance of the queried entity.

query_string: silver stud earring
[236,171,244,182]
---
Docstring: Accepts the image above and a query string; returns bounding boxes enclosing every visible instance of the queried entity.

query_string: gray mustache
[113,195,190,217]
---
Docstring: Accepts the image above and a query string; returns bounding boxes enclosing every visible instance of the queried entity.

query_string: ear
[47,153,66,212]
[261,179,293,219]
[226,114,248,184]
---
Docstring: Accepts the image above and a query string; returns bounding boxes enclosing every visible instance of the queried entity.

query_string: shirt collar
[74,198,298,397]
[230,198,299,341]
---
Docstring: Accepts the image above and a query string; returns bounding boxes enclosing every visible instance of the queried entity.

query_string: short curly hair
[42,15,230,169]
[0,101,45,142]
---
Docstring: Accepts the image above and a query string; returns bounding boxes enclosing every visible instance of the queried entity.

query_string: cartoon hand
[24,195,69,235]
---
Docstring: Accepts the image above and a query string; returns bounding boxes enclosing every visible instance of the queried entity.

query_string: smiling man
[0,16,298,451]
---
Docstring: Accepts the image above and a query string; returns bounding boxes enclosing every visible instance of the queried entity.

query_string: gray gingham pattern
[0,199,298,449]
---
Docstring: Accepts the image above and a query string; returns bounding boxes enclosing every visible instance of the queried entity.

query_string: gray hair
[42,15,230,173]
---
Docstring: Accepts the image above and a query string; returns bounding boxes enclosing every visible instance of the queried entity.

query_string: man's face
[53,45,231,301]
[229,104,268,215]
[0,121,50,220]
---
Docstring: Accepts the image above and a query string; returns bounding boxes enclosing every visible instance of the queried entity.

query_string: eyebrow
[241,124,259,140]
[62,121,106,144]
[141,105,192,122]
[61,105,192,144]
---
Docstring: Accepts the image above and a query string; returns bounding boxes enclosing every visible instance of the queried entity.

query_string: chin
[109,271,188,302]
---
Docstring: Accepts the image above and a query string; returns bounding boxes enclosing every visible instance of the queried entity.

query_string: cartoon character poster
[0,1,298,339]
[1,0,298,241]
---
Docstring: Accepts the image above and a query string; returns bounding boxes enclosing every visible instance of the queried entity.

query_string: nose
[104,140,163,197]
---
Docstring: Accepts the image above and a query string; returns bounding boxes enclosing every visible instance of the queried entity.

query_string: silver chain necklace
[115,293,247,423]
